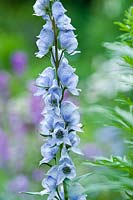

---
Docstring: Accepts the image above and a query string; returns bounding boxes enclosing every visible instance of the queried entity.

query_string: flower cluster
[31,0,86,199]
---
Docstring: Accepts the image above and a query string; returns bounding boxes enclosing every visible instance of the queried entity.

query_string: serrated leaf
[84,156,132,171]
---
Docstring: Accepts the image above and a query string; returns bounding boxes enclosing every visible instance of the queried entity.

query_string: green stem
[56,188,62,200]
[49,11,69,200]
[52,17,60,85]
[63,180,69,200]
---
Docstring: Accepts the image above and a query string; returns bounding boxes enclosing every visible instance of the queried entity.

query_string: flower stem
[63,180,68,200]
[52,17,60,85]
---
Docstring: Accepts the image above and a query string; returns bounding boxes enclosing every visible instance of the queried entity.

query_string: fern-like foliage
[82,6,133,200]
[115,6,133,47]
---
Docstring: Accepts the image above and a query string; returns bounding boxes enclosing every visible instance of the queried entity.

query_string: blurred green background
[0,0,132,199]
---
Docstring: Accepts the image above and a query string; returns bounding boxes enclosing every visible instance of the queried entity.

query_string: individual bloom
[40,110,60,136]
[10,51,27,75]
[57,147,76,185]
[52,125,71,146]
[59,30,78,54]
[45,80,62,108]
[52,1,66,19]
[68,132,83,155]
[35,67,55,97]
[42,166,58,199]
[61,101,82,132]
[61,101,78,121]
[40,140,58,165]
[40,114,55,136]
[23,167,58,198]
[56,15,75,31]
[33,0,49,18]
[8,175,29,193]
[52,2,75,31]
[36,21,54,58]
[68,183,87,200]
[58,59,80,95]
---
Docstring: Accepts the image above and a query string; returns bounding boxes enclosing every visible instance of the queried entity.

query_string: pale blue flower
[52,125,71,146]
[42,166,58,200]
[58,59,79,95]
[61,101,78,121]
[52,1,78,54]
[61,101,82,132]
[33,0,49,18]
[40,140,58,165]
[35,67,55,97]
[59,30,78,54]
[40,114,55,136]
[57,147,76,185]
[45,80,62,107]
[56,15,75,31]
[69,132,83,155]
[43,80,62,115]
[36,21,54,58]
[52,1,66,20]
[52,2,75,31]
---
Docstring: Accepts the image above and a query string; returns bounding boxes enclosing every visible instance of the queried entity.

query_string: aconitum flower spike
[27,0,87,199]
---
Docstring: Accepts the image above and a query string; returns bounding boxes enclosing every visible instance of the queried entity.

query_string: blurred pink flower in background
[32,169,44,182]
[95,126,125,156]
[28,81,44,125]
[0,129,9,167]
[82,143,102,159]
[8,175,29,193]
[82,126,125,160]
[9,113,28,136]
[0,71,10,99]
[10,51,27,75]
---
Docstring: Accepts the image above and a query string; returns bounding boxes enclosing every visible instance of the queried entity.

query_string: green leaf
[84,156,132,171]
[20,190,48,196]
[73,172,93,182]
